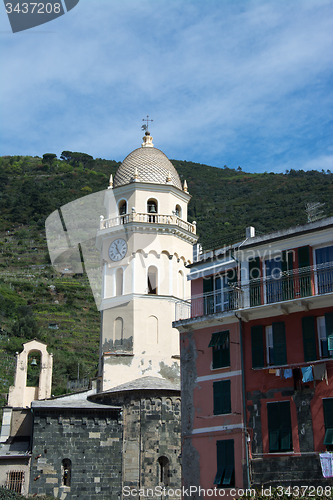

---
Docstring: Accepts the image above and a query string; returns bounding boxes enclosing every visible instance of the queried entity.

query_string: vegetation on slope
[0,153,332,404]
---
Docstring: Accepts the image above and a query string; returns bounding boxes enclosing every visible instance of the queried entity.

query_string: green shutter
[221,380,231,414]
[298,246,310,268]
[213,381,222,415]
[203,276,214,293]
[302,316,317,362]
[325,313,333,357]
[251,325,264,368]
[272,322,287,365]
[323,399,333,429]
[216,440,234,486]
[213,380,231,415]
[298,246,311,297]
[208,332,220,347]
[282,250,294,300]
[203,276,214,314]
[267,401,292,452]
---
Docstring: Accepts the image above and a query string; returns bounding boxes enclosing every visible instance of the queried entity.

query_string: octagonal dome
[114,138,182,190]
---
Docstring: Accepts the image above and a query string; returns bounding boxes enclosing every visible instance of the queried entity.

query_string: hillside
[0,153,332,404]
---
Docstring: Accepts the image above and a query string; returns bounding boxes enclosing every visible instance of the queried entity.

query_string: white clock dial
[109,238,127,262]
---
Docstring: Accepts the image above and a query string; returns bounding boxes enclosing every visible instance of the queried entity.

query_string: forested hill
[1,154,332,246]
[0,153,332,400]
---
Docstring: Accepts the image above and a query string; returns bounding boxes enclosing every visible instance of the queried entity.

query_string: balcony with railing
[99,212,196,234]
[174,261,333,322]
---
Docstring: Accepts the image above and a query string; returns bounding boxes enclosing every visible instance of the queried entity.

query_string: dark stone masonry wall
[29,408,122,500]
[93,390,182,496]
[247,387,333,487]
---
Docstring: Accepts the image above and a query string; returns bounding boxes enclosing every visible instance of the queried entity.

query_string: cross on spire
[142,115,153,133]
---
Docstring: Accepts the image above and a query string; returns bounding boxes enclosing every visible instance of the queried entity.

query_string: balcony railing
[99,213,196,234]
[174,262,333,322]
[175,287,242,321]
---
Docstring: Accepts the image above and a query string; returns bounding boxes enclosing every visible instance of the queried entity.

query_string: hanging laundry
[284,368,293,379]
[313,363,327,382]
[275,369,281,377]
[268,369,276,374]
[320,452,333,478]
[301,366,314,383]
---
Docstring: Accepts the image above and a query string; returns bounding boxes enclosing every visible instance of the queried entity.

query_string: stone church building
[26,131,197,499]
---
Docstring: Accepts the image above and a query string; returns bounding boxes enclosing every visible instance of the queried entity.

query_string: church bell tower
[96,130,197,391]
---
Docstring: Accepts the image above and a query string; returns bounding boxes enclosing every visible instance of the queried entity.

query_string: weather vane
[142,115,153,132]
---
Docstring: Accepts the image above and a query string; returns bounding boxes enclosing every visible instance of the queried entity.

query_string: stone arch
[158,456,170,486]
[118,199,127,216]
[175,204,182,217]
[177,269,185,299]
[61,458,71,487]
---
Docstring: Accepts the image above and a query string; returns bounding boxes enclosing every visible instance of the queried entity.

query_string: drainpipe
[235,312,250,488]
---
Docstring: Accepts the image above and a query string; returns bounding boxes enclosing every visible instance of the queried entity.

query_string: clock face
[109,238,127,262]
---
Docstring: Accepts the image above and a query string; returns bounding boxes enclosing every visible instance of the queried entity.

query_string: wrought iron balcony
[174,261,333,322]
[99,212,196,234]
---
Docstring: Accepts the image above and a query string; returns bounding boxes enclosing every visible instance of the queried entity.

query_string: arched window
[147,199,157,213]
[175,205,181,217]
[114,317,123,347]
[62,458,71,487]
[158,456,169,486]
[27,351,41,388]
[116,268,123,296]
[119,200,127,216]
[148,266,158,295]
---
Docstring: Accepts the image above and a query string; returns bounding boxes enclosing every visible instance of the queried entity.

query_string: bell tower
[97,131,197,391]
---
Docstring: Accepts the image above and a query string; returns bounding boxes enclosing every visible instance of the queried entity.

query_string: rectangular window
[213,440,235,487]
[265,251,294,304]
[265,322,287,366]
[267,401,293,452]
[302,316,317,362]
[315,245,333,294]
[251,325,264,368]
[323,399,333,450]
[213,380,231,415]
[317,314,333,358]
[208,331,230,369]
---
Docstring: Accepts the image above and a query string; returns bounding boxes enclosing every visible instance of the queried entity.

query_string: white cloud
[0,0,332,172]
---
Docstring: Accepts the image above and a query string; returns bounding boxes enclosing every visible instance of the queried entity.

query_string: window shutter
[325,313,333,352]
[272,322,287,365]
[213,381,222,415]
[203,276,214,293]
[323,399,333,429]
[249,257,261,306]
[221,380,231,414]
[251,325,264,368]
[298,246,310,268]
[267,401,292,452]
[298,246,311,297]
[302,316,317,362]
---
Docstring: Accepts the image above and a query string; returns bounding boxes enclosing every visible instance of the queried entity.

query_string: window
[302,316,317,362]
[203,271,237,315]
[213,380,231,415]
[213,440,234,487]
[265,322,287,366]
[175,205,181,217]
[251,325,264,368]
[323,399,333,451]
[148,266,158,294]
[315,245,333,294]
[265,250,294,303]
[62,459,71,487]
[6,471,24,493]
[119,200,127,216]
[158,456,169,486]
[147,199,157,213]
[267,401,293,452]
[317,314,333,358]
[208,331,230,369]
[114,317,123,347]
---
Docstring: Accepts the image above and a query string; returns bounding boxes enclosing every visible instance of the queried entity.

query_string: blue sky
[1,0,332,173]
